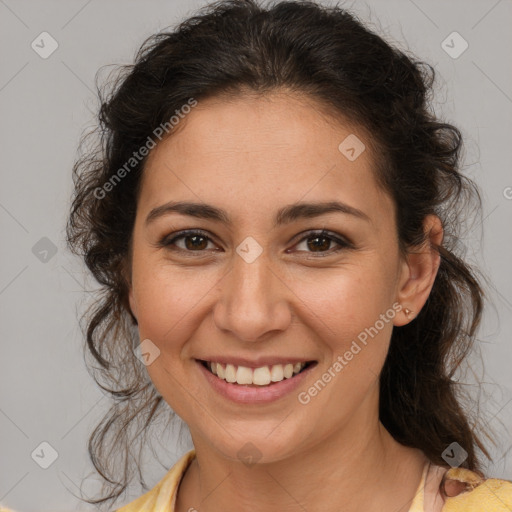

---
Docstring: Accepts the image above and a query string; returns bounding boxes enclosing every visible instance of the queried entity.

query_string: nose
[212,247,292,342]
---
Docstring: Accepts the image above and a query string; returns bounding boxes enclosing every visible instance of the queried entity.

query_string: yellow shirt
[113,449,512,512]
[2,449,511,511]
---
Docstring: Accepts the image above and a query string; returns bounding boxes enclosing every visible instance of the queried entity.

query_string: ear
[394,214,444,326]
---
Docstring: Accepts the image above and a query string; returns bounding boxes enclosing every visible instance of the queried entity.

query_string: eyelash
[158,229,352,256]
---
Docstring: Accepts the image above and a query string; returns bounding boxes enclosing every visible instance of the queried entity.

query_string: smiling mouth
[198,359,317,387]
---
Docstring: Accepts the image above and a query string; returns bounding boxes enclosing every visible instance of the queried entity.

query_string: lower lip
[196,360,317,404]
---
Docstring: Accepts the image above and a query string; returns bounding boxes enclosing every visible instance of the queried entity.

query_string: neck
[176,402,427,512]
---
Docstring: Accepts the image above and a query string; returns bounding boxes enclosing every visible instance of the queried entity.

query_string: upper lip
[196,356,316,369]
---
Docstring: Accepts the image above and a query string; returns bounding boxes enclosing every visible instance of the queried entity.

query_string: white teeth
[270,364,284,382]
[225,363,237,383]
[283,363,294,379]
[252,366,271,386]
[204,361,308,386]
[235,366,253,385]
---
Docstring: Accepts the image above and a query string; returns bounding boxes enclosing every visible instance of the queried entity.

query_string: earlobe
[394,215,443,326]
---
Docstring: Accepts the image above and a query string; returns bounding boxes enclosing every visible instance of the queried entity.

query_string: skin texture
[127,91,444,512]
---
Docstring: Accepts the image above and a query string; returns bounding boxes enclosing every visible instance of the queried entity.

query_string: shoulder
[441,466,512,511]
[115,449,196,512]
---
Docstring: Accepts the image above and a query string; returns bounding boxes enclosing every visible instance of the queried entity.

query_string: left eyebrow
[144,200,371,228]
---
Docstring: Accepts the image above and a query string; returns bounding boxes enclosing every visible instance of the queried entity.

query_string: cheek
[292,259,394,330]
[292,273,395,412]
[130,265,209,407]
[290,262,396,380]
[132,268,205,342]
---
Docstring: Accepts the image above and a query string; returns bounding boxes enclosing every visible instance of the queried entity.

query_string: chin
[202,428,309,466]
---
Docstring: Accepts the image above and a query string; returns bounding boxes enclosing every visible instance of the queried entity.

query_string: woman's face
[128,92,412,463]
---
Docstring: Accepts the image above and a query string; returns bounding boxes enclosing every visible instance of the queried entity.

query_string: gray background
[1,0,511,510]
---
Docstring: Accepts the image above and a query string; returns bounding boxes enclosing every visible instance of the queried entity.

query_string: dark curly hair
[66,0,496,508]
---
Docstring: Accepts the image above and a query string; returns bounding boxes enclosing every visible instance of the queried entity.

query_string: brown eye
[292,230,351,255]
[182,234,209,250]
[160,230,217,252]
[158,229,351,256]
[306,234,332,252]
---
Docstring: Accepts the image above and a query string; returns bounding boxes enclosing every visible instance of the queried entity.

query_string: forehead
[138,92,394,230]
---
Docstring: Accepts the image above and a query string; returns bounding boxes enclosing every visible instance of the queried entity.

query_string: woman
[62,0,511,511]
